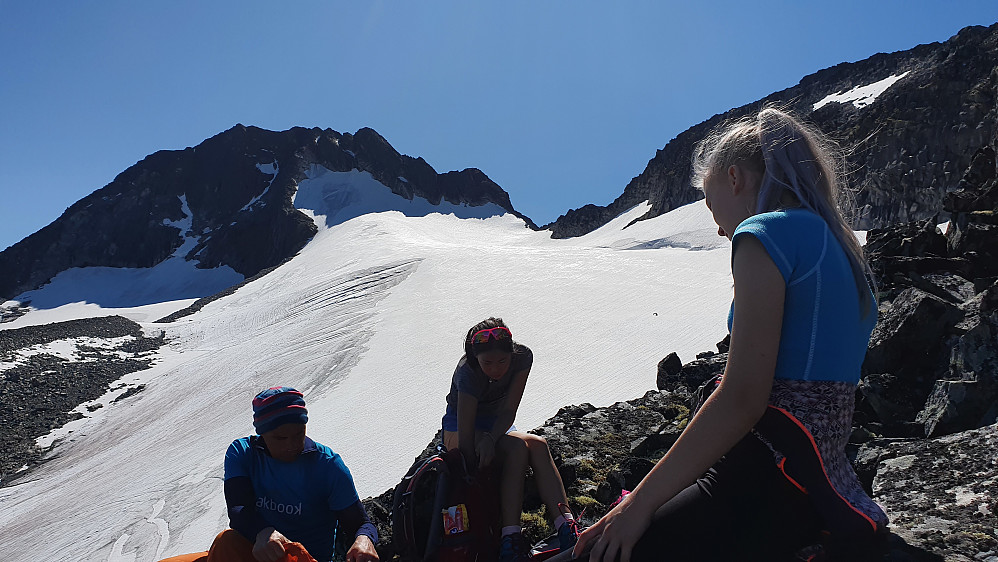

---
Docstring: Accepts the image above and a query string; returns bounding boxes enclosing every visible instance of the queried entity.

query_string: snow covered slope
[0,183,733,561]
[2,194,244,326]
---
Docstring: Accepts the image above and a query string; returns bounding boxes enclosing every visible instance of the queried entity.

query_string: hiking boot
[499,532,532,562]
[557,518,580,553]
[556,502,581,553]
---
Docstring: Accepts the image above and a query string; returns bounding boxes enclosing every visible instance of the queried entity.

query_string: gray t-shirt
[444,344,533,418]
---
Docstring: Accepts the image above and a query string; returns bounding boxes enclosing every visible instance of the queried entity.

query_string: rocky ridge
[546,22,998,239]
[0,126,532,301]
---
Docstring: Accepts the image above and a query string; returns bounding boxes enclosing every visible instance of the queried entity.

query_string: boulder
[912,272,977,305]
[947,221,998,279]
[858,373,929,436]
[865,219,948,259]
[864,287,962,375]
[596,457,655,505]
[917,380,997,437]
[946,317,998,385]
[655,352,683,391]
[657,352,727,395]
[869,423,998,560]
[859,288,964,431]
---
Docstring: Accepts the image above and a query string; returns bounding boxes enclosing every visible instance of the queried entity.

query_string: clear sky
[1,1,996,251]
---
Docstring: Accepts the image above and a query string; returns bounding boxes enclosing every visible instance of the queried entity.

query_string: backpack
[391,448,502,562]
[691,373,723,416]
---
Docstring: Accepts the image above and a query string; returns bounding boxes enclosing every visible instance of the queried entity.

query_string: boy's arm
[333,499,378,544]
[223,476,272,541]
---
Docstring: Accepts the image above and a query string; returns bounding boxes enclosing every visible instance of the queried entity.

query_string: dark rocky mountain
[545,22,998,238]
[0,125,533,301]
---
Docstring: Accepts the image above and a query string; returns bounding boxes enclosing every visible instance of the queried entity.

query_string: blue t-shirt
[224,436,361,561]
[729,209,876,383]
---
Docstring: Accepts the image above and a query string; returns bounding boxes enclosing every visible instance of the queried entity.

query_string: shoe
[557,518,580,553]
[499,532,532,562]
[555,503,581,553]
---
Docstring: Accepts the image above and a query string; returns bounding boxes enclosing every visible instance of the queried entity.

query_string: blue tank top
[729,209,876,383]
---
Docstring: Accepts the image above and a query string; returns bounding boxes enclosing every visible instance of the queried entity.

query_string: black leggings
[556,436,823,562]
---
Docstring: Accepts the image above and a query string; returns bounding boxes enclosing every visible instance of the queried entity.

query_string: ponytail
[693,107,877,317]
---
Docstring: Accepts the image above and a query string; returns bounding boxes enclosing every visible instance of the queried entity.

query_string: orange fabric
[158,530,317,562]
[157,553,208,562]
[282,543,318,562]
[204,530,254,562]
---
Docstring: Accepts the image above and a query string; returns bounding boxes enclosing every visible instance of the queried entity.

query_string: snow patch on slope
[0,335,134,372]
[566,200,727,251]
[5,195,243,318]
[240,162,279,211]
[813,72,910,110]
[293,166,507,228]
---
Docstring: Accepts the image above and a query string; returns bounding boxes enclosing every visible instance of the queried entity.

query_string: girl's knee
[442,431,459,451]
[522,433,549,452]
[498,433,529,460]
[521,434,553,461]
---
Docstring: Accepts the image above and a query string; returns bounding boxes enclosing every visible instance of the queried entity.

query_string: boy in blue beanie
[208,386,380,562]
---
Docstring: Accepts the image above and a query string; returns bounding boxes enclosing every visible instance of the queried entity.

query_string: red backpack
[391,448,501,562]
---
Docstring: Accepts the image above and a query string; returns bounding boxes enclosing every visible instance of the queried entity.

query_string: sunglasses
[470,327,512,344]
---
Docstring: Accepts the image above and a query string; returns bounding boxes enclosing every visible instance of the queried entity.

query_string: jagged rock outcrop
[860,125,998,439]
[546,23,998,238]
[0,126,533,301]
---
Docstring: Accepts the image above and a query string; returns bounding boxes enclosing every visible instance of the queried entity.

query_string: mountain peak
[545,21,998,238]
[0,125,533,302]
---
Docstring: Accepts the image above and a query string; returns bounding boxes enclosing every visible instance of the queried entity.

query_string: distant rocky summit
[0,126,531,301]
[546,23,998,238]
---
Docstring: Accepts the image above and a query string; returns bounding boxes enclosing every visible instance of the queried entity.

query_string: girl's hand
[475,433,496,469]
[573,494,653,562]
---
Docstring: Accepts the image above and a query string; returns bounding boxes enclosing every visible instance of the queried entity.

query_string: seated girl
[570,108,889,561]
[442,318,580,562]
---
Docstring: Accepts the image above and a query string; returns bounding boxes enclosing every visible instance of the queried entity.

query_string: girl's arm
[577,235,785,562]
[488,368,529,441]
[456,391,480,467]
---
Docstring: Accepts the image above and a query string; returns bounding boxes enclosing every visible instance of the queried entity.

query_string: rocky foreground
[362,379,996,562]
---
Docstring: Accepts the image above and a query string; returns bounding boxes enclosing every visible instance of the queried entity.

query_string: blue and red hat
[252,386,308,435]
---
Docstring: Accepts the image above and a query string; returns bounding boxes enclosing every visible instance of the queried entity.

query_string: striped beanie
[252,387,308,435]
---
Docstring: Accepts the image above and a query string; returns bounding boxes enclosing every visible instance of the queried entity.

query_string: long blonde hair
[692,107,875,316]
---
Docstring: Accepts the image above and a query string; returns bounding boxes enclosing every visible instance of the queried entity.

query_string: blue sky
[1,1,996,250]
